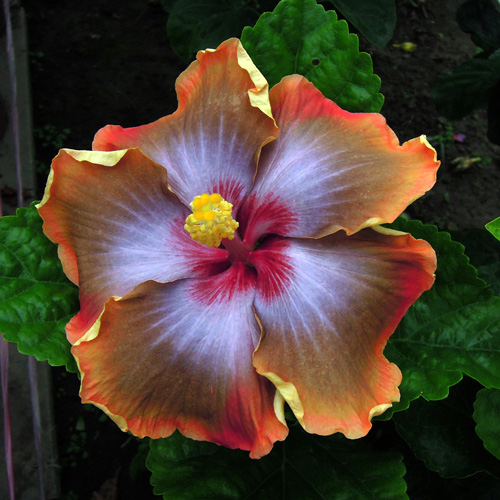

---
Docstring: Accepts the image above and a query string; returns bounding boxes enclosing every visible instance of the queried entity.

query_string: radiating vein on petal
[93,38,279,212]
[73,264,288,458]
[251,229,436,437]
[240,75,439,242]
[38,148,229,344]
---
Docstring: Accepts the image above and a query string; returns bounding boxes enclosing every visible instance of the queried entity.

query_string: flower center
[184,193,239,248]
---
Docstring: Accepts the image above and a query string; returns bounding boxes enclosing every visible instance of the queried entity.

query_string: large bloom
[38,39,439,458]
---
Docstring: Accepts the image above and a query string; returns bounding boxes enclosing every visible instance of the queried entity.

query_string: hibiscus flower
[38,38,439,458]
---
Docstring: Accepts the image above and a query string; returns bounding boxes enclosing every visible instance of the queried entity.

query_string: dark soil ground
[17,0,500,498]
[365,1,500,232]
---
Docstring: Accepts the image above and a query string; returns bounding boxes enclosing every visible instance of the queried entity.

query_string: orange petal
[93,38,278,212]
[250,227,436,438]
[38,149,229,344]
[239,75,439,244]
[73,264,288,458]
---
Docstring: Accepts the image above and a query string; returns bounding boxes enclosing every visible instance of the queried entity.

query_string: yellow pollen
[184,192,239,248]
[192,198,205,210]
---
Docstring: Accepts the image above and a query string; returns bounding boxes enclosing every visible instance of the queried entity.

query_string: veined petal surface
[38,149,228,344]
[250,227,436,438]
[239,75,439,244]
[93,38,278,211]
[73,264,288,458]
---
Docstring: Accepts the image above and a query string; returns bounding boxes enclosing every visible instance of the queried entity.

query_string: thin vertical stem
[0,337,15,500]
[2,3,28,497]
[28,357,45,500]
[3,0,24,207]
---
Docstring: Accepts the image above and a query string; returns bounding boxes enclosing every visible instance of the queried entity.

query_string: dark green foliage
[452,227,500,295]
[0,203,78,371]
[474,387,500,461]
[394,379,500,478]
[148,427,408,499]
[433,0,500,145]
[382,219,500,417]
[166,0,264,62]
[241,0,384,112]
[327,0,396,48]
[457,0,500,54]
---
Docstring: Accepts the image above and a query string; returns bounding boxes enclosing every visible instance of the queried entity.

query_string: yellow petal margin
[198,38,275,122]
[38,149,130,210]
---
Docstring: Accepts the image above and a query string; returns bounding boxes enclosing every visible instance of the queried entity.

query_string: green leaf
[327,0,396,48]
[476,261,500,296]
[404,454,500,499]
[241,0,384,112]
[451,227,500,295]
[167,0,260,62]
[486,216,500,242]
[148,427,408,499]
[394,379,500,478]
[432,49,500,119]
[474,387,500,461]
[381,219,500,417]
[457,0,500,55]
[451,228,500,268]
[0,202,78,371]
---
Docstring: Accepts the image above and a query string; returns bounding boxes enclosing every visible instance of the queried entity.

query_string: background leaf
[456,0,500,55]
[394,378,500,478]
[432,49,500,119]
[327,0,396,48]
[241,0,384,112]
[433,0,500,146]
[474,387,500,461]
[380,219,500,417]
[452,227,500,295]
[148,426,408,499]
[166,0,259,62]
[0,203,78,371]
[486,217,500,242]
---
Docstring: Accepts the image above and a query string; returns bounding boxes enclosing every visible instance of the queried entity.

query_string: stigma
[184,193,239,248]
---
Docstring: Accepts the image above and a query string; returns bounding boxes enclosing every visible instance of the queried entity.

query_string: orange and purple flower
[38,38,439,458]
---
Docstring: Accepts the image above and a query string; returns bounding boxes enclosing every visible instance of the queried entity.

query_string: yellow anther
[184,193,239,248]
[192,198,205,210]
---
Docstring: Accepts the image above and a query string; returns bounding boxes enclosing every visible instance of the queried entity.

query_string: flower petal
[38,148,229,344]
[250,227,436,438]
[239,75,439,244]
[72,263,288,458]
[93,38,279,211]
